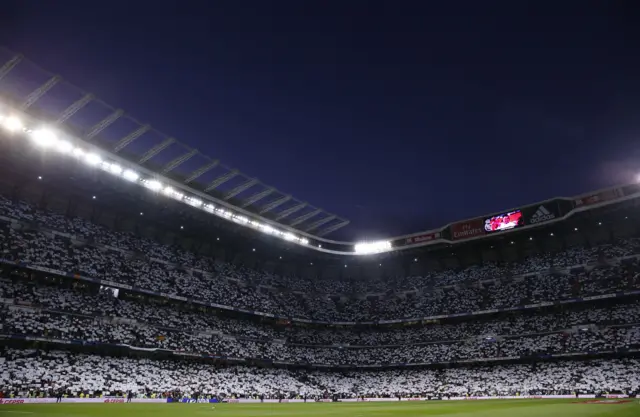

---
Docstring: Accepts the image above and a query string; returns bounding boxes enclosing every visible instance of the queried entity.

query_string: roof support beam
[290,209,322,227]
[113,124,151,152]
[85,109,123,140]
[241,188,274,208]
[19,75,61,110]
[138,137,175,163]
[224,179,258,200]
[184,160,219,184]
[161,149,197,174]
[0,54,22,82]
[317,220,350,237]
[55,93,93,124]
[303,215,336,232]
[204,170,238,192]
[275,202,306,221]
[259,195,290,214]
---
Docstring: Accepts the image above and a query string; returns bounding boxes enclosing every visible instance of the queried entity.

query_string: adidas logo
[530,205,555,224]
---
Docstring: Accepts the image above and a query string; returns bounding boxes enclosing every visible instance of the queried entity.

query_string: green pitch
[0,399,637,417]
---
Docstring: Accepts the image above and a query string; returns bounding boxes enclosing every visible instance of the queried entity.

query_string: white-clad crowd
[0,194,640,396]
[0,193,639,322]
[1,350,638,397]
[1,276,639,365]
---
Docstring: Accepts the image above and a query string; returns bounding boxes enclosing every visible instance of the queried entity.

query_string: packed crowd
[2,277,640,346]
[1,277,639,365]
[1,350,638,398]
[0,195,639,322]
[0,194,639,396]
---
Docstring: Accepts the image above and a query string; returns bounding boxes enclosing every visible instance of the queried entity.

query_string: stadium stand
[0,193,639,397]
[1,350,638,398]
[1,48,640,403]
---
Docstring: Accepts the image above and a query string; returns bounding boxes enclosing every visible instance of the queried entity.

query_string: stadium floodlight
[145,180,163,191]
[354,240,392,254]
[184,196,202,207]
[84,152,102,166]
[122,169,139,182]
[0,102,320,251]
[2,116,23,132]
[109,163,123,175]
[55,140,73,154]
[32,129,58,147]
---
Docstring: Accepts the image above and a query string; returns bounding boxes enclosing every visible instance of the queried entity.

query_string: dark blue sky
[2,1,640,239]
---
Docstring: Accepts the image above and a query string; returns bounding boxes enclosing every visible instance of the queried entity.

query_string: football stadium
[0,22,639,417]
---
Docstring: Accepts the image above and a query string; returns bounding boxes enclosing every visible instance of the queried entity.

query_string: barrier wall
[0,398,166,404]
[3,394,624,405]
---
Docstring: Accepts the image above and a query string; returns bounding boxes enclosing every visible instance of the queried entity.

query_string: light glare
[0,106,315,249]
[146,180,163,191]
[85,153,101,166]
[56,140,73,153]
[123,170,139,181]
[32,129,58,147]
[354,240,392,254]
[2,116,23,132]
[109,163,123,174]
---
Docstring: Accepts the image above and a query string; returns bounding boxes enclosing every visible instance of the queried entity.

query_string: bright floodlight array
[354,240,392,254]
[0,112,311,248]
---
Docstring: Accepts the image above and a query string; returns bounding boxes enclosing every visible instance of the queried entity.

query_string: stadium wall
[0,398,166,404]
[3,395,631,405]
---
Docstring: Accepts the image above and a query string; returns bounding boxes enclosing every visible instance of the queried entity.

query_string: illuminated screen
[484,210,523,232]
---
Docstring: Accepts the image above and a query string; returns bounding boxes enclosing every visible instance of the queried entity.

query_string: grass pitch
[0,399,637,417]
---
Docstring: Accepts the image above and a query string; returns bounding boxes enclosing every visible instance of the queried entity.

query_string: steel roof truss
[275,202,307,221]
[259,195,291,214]
[85,109,124,140]
[138,137,175,164]
[317,220,350,237]
[303,215,336,232]
[113,124,151,152]
[184,160,219,184]
[241,188,274,208]
[289,208,322,227]
[19,75,61,111]
[204,170,238,192]
[55,93,93,124]
[224,178,259,200]
[161,149,198,174]
[0,54,22,82]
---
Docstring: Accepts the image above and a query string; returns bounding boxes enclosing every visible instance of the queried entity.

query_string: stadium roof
[0,47,349,238]
[1,47,640,257]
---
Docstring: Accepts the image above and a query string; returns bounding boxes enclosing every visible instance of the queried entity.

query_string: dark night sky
[1,1,640,240]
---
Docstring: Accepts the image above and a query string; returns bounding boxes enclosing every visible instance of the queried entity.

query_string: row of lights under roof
[0,113,311,248]
[36,176,227,237]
